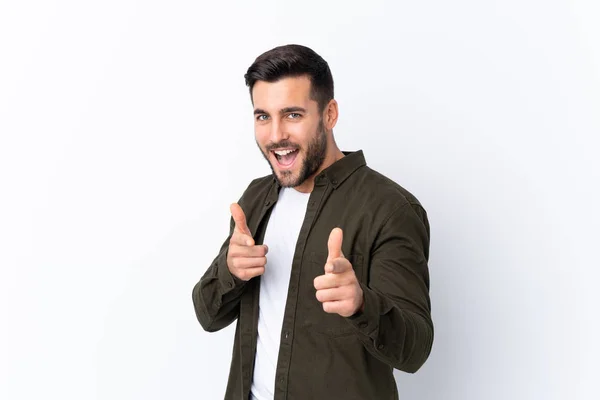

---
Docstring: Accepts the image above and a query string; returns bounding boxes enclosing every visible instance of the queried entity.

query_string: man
[192,44,433,400]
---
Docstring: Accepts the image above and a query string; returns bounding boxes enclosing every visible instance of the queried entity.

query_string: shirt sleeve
[345,202,434,373]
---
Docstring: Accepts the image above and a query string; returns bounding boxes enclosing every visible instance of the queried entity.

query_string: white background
[1,1,599,399]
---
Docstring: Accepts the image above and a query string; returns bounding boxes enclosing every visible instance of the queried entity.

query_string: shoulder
[244,174,275,197]
[354,166,425,211]
[355,166,430,245]
[237,174,275,207]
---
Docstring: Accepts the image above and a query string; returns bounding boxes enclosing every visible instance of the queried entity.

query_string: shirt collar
[315,150,366,189]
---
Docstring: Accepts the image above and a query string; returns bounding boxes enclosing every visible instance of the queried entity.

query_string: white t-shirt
[250,187,310,400]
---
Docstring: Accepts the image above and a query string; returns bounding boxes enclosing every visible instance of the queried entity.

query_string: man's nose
[270,120,289,144]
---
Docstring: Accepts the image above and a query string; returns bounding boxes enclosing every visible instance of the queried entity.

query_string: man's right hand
[227,203,268,281]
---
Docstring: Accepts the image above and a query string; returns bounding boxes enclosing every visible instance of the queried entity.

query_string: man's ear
[324,99,339,130]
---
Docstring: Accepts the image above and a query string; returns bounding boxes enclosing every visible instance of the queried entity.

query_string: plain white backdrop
[1,1,599,399]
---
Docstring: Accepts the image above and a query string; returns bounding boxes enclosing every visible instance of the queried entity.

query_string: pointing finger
[324,258,353,274]
[229,240,268,257]
[230,230,255,247]
[313,272,353,290]
[327,227,344,262]
[231,203,251,236]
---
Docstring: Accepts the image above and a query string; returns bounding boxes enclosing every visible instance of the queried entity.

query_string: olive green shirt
[192,150,433,400]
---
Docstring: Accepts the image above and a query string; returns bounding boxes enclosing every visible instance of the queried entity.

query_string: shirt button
[377,343,385,350]
[284,331,289,339]
[359,322,368,329]
[332,179,338,185]
[265,200,271,207]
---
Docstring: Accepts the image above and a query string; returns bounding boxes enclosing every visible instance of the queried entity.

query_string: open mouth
[272,148,299,168]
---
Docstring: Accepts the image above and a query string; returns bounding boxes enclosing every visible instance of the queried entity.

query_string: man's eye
[256,115,269,121]
[288,113,301,119]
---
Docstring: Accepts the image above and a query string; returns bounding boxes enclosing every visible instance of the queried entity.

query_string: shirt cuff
[346,283,379,339]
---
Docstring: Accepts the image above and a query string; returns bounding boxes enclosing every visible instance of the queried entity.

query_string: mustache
[265,140,300,152]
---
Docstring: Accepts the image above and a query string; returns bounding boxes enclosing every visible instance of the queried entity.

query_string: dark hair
[244,44,334,112]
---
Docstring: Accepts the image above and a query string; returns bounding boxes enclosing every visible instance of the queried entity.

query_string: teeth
[274,149,296,156]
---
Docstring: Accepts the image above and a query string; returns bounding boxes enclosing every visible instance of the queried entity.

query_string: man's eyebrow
[280,106,306,114]
[254,108,268,115]
[253,107,307,115]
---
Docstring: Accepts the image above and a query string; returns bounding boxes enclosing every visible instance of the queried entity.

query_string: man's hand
[313,227,364,317]
[226,203,268,281]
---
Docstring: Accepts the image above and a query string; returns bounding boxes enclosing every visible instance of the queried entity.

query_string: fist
[227,203,268,281]
[313,228,364,317]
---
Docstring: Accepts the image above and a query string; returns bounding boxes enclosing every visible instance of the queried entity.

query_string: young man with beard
[192,44,433,400]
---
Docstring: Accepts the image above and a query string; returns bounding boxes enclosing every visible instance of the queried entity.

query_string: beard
[257,120,328,188]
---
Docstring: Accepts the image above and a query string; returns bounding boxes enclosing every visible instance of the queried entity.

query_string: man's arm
[192,215,247,332]
[345,202,433,373]
[192,194,268,332]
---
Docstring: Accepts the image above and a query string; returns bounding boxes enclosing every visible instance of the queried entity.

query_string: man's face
[252,76,327,188]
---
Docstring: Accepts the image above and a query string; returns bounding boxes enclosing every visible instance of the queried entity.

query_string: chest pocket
[299,252,366,337]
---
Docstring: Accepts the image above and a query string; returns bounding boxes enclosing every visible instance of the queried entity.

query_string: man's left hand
[313,227,364,318]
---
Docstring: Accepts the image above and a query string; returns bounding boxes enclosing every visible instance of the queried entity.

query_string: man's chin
[267,158,306,187]
[274,172,300,188]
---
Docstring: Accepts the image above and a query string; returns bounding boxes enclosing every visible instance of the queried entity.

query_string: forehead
[251,75,317,111]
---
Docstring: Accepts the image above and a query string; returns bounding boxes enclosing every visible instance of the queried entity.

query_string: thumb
[327,227,344,262]
[230,203,251,236]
